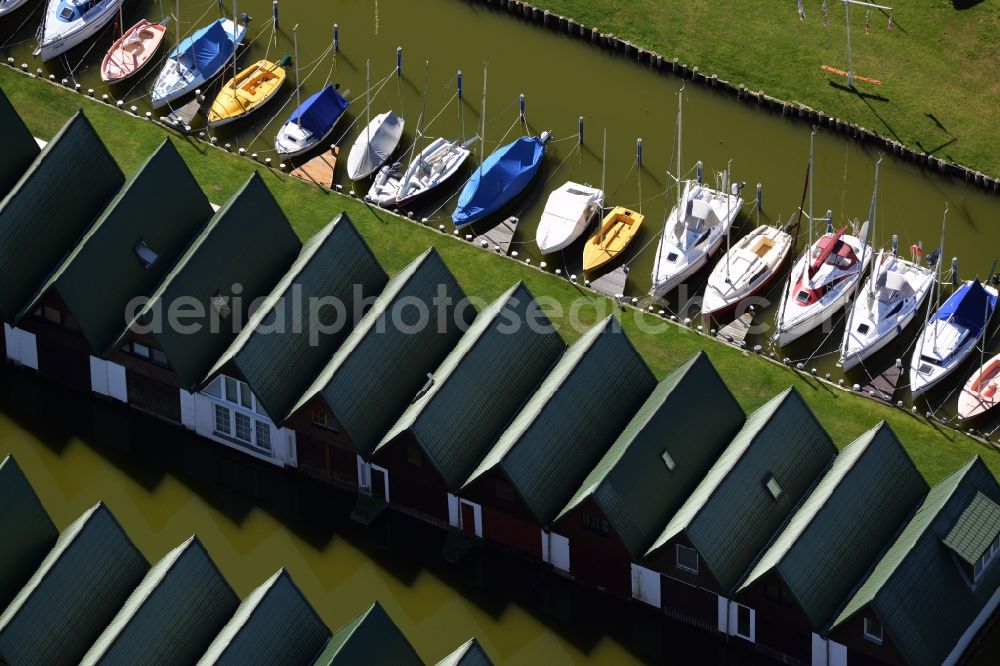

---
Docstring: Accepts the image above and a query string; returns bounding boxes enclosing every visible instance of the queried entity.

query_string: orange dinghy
[958,354,1000,420]
[101,19,167,84]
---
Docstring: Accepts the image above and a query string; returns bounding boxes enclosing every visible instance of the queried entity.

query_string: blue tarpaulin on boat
[932,279,997,333]
[287,85,349,137]
[452,136,546,227]
[187,20,234,74]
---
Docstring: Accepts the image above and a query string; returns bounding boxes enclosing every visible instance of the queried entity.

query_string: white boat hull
[150,19,245,109]
[39,0,119,62]
[0,0,32,18]
[702,224,793,317]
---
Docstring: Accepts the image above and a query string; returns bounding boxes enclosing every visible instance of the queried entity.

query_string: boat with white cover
[37,0,120,62]
[535,181,603,254]
[347,111,405,180]
[366,137,471,207]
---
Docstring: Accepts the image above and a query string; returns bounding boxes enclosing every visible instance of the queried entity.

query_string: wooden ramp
[472,216,519,255]
[290,147,339,189]
[589,266,629,298]
[159,98,201,132]
[859,363,903,402]
[716,312,755,346]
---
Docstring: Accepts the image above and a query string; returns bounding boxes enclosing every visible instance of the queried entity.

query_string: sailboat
[100,18,167,83]
[346,61,405,181]
[0,0,33,19]
[151,16,246,109]
[702,224,794,317]
[452,133,550,227]
[207,59,286,127]
[651,89,742,299]
[909,278,998,398]
[37,0,120,62]
[958,353,1000,420]
[366,137,471,207]
[535,181,604,254]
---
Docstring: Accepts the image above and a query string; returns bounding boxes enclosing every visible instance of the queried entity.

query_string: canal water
[0,366,778,665]
[2,5,1000,417]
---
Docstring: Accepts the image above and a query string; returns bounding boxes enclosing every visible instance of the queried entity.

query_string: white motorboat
[150,18,246,109]
[0,0,33,19]
[702,223,794,317]
[346,111,405,181]
[37,0,120,62]
[535,181,603,254]
[366,137,471,207]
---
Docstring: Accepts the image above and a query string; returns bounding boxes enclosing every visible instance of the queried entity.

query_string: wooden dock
[858,362,903,402]
[159,98,202,133]
[589,266,629,298]
[472,216,519,255]
[716,311,755,347]
[290,147,339,189]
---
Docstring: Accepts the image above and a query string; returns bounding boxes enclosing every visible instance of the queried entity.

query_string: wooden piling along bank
[472,0,1000,195]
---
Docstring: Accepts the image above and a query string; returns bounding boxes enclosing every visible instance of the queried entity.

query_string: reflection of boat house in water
[2,99,999,666]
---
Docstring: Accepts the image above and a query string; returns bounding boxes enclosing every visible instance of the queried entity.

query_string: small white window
[863,616,883,645]
[133,238,159,268]
[661,449,676,472]
[255,421,271,451]
[764,474,783,500]
[676,544,699,573]
[214,405,231,435]
[234,412,252,443]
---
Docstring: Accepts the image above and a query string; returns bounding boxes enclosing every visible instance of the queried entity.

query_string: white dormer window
[764,474,783,500]
[661,449,676,472]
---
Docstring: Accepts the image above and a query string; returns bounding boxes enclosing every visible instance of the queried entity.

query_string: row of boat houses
[0,454,490,665]
[1,88,1000,666]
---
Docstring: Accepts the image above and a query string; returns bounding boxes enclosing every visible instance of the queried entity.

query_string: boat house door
[370,464,389,503]
[459,500,482,537]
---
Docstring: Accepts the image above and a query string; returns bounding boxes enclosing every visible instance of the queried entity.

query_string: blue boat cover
[932,279,998,334]
[452,136,546,226]
[286,85,349,137]
[191,20,235,74]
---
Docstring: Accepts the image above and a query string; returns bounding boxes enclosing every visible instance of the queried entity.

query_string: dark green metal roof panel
[834,457,1000,666]
[0,455,57,611]
[739,422,927,629]
[0,88,40,198]
[18,140,213,352]
[81,536,238,666]
[650,387,836,592]
[123,173,301,387]
[435,638,494,666]
[0,502,149,666]
[0,112,125,319]
[300,248,472,456]
[376,281,565,490]
[198,569,331,666]
[943,491,1000,566]
[465,316,657,526]
[558,352,746,558]
[312,602,422,666]
[206,214,388,422]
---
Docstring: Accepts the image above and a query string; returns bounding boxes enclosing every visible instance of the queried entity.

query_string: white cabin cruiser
[535,181,604,254]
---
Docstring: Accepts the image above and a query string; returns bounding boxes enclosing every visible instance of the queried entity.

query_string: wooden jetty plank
[589,266,629,298]
[859,363,902,402]
[159,98,202,132]
[472,216,519,255]
[716,311,754,346]
[290,147,339,189]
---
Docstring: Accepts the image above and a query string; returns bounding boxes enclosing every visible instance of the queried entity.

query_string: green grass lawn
[532,0,1000,179]
[2,66,997,484]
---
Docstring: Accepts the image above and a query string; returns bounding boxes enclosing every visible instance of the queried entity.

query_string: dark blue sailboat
[274,84,350,158]
[452,133,550,227]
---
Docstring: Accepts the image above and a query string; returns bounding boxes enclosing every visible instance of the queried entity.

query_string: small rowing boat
[958,354,1000,420]
[582,206,643,272]
[100,19,166,84]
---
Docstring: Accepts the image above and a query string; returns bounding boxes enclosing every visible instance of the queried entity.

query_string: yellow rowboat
[207,60,286,127]
[582,206,644,272]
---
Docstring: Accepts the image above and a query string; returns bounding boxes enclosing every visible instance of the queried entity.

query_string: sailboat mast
[479,64,488,179]
[867,158,881,296]
[676,87,683,213]
[808,130,815,249]
[294,24,301,128]
[599,128,607,244]
[231,1,238,88]
[932,204,949,349]
[725,158,732,279]
[118,0,123,38]
[175,0,180,58]
[842,159,878,360]
[365,58,371,149]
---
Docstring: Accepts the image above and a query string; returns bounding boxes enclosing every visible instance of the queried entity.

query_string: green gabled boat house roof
[374,281,565,491]
[15,140,214,353]
[198,569,331,666]
[736,422,927,630]
[831,457,1000,666]
[463,316,656,527]
[646,387,836,593]
[0,455,57,611]
[0,502,148,666]
[204,214,388,423]
[0,88,40,198]
[81,536,238,666]
[435,638,494,666]
[553,352,746,559]
[115,172,301,388]
[288,248,472,457]
[0,111,124,320]
[312,601,422,666]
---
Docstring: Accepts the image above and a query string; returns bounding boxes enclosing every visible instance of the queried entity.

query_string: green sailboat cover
[737,422,927,630]
[289,248,472,456]
[204,214,387,423]
[81,536,238,666]
[312,601,422,666]
[463,316,656,526]
[647,387,836,593]
[114,172,301,387]
[0,455,57,611]
[0,87,40,198]
[16,140,214,352]
[0,112,124,319]
[555,352,746,559]
[198,569,331,666]
[375,281,565,490]
[0,502,148,666]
